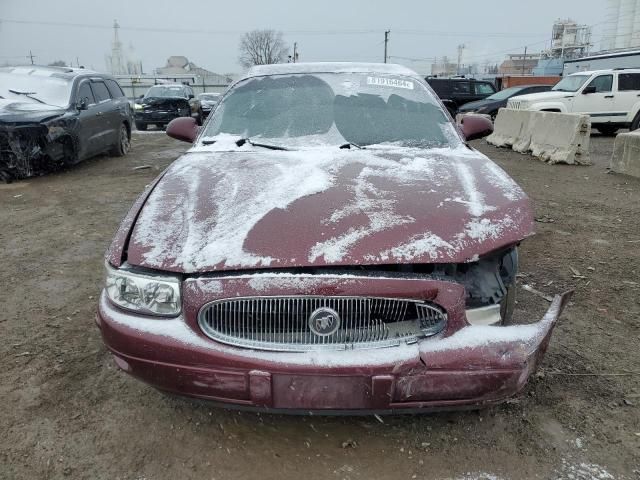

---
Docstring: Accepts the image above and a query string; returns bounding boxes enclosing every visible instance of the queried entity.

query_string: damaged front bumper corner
[96,290,572,413]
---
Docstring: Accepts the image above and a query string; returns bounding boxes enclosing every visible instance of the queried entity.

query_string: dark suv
[0,65,132,181]
[134,84,203,131]
[425,78,497,115]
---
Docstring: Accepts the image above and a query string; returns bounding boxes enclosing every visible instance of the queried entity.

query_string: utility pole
[293,42,298,63]
[521,46,527,75]
[384,30,390,63]
[456,44,465,76]
[27,50,35,65]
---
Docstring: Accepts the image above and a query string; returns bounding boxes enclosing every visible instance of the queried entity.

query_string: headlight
[134,103,144,111]
[105,263,181,316]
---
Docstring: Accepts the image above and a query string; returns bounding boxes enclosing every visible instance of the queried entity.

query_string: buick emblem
[308,307,341,337]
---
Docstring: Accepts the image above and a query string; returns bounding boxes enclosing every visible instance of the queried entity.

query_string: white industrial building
[601,0,640,51]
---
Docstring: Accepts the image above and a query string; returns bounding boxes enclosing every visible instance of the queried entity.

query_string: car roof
[569,68,640,76]
[0,65,102,80]
[246,62,418,78]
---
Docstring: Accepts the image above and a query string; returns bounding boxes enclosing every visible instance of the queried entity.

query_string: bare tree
[48,60,67,67]
[238,29,289,68]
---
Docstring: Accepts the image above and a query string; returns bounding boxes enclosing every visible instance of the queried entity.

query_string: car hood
[125,144,534,274]
[0,99,66,124]
[510,91,571,103]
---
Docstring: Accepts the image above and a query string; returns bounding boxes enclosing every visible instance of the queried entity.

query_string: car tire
[596,125,619,136]
[135,122,147,131]
[631,112,640,132]
[111,123,130,157]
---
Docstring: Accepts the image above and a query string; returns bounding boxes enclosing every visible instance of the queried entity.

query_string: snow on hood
[0,99,66,124]
[126,144,533,273]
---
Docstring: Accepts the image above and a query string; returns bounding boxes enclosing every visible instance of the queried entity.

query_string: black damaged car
[134,84,203,131]
[0,65,132,182]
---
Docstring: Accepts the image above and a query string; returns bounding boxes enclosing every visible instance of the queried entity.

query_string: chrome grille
[198,296,447,352]
[507,100,522,110]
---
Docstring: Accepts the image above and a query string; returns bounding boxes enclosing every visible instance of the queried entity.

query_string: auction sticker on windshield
[367,77,414,90]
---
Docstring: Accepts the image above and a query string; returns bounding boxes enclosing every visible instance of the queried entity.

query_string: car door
[75,80,101,159]
[451,81,472,107]
[90,79,118,151]
[571,74,616,121]
[614,72,640,122]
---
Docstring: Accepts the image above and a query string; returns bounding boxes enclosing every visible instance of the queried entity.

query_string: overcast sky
[0,0,605,75]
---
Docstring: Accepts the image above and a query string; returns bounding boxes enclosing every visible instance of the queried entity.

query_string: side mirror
[188,94,195,99]
[166,117,199,143]
[460,114,494,141]
[76,98,88,110]
[582,85,596,94]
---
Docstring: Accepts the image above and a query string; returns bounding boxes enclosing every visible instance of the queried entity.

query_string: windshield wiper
[235,138,289,151]
[339,142,364,150]
[8,89,46,104]
[200,137,290,150]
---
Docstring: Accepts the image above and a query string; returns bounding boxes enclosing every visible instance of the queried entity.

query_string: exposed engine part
[0,124,75,182]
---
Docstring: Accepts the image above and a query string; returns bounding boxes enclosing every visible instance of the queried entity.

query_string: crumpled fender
[418,290,573,372]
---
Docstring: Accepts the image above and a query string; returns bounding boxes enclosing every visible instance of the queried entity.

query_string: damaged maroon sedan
[97,63,570,413]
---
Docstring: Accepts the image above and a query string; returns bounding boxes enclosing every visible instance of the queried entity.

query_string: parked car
[0,65,132,182]
[134,84,203,131]
[507,69,640,135]
[98,62,570,413]
[425,77,497,115]
[458,85,553,119]
[198,92,221,118]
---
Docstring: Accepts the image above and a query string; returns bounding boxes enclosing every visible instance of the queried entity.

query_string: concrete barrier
[610,130,640,178]
[487,109,591,165]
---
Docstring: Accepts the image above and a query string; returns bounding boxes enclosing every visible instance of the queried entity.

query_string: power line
[0,18,549,39]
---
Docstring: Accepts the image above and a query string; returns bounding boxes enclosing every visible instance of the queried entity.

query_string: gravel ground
[1,130,638,480]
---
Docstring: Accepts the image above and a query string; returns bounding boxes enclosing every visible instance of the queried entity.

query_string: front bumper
[135,111,187,124]
[96,275,571,413]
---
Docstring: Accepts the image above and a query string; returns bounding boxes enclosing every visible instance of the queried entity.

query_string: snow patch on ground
[555,459,617,480]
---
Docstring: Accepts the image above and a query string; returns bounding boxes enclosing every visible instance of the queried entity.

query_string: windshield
[202,73,458,149]
[552,75,590,92]
[199,93,219,101]
[486,86,526,101]
[144,85,187,99]
[0,72,73,107]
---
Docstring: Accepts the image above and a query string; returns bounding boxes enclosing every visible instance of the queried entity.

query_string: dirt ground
[1,129,639,480]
